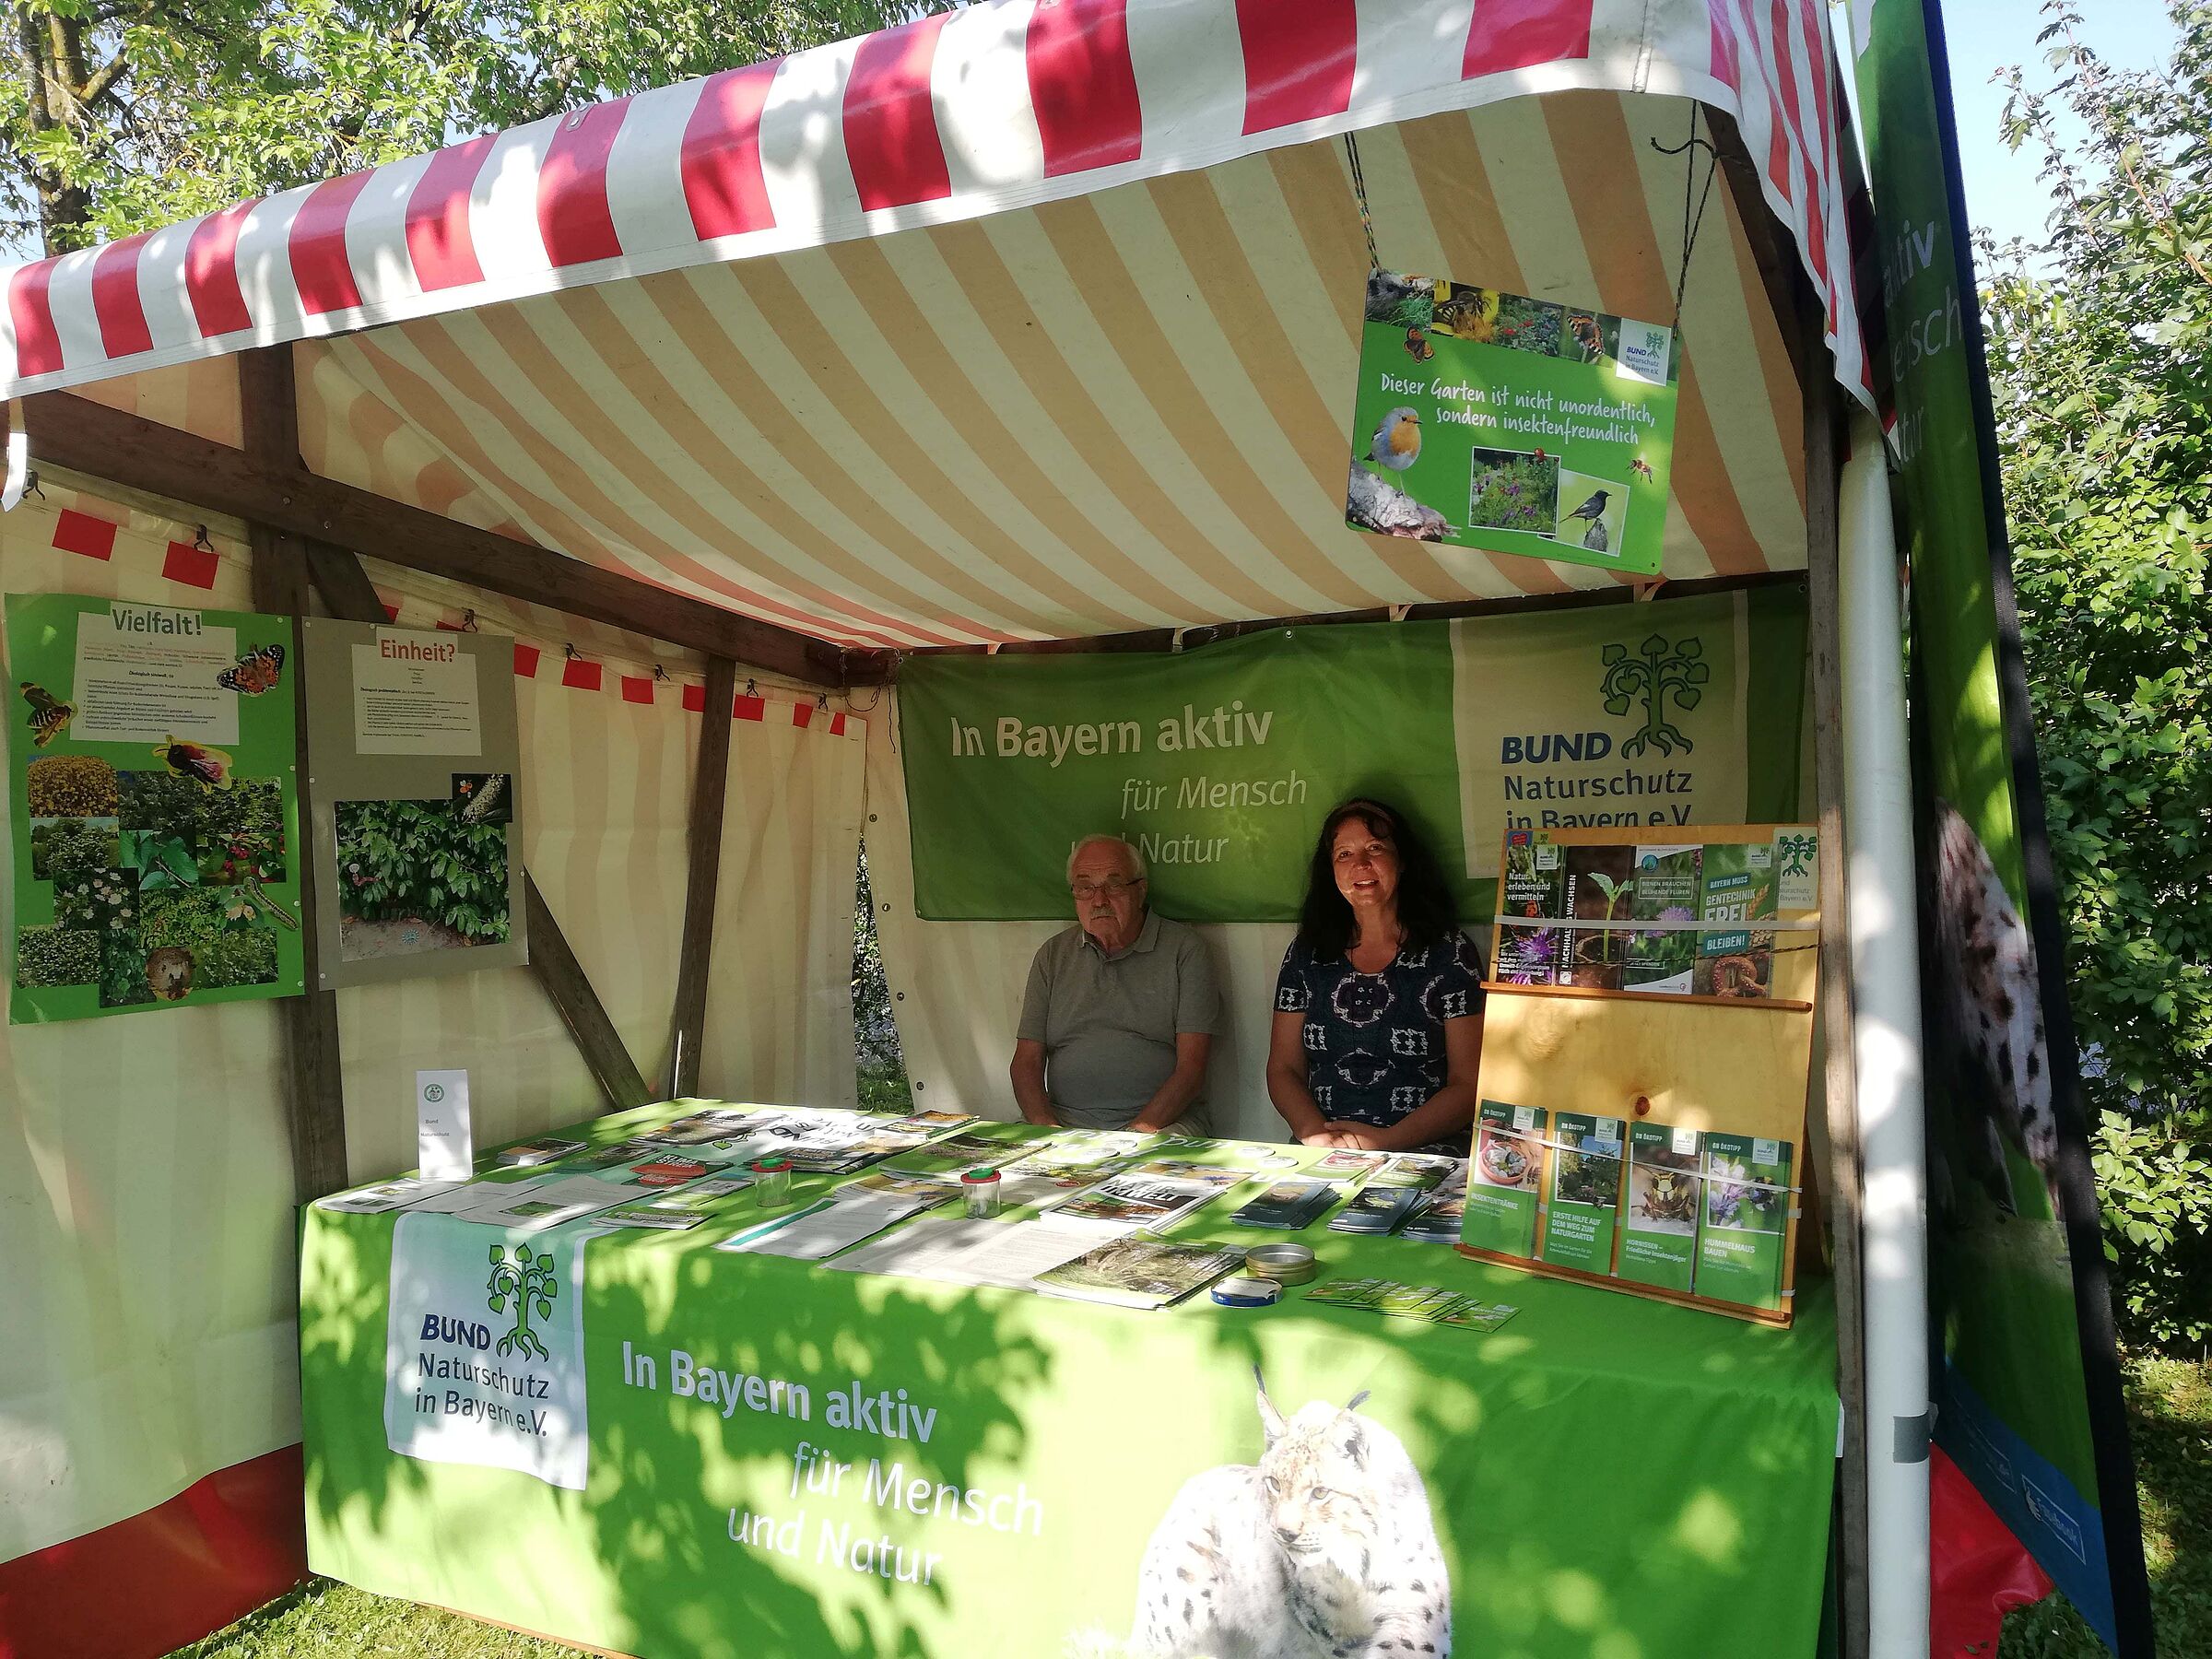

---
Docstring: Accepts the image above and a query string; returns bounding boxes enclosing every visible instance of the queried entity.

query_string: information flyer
[301,620,526,987]
[1346,270,1681,576]
[4,592,305,1022]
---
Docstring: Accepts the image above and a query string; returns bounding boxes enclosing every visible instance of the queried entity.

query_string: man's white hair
[1066,833,1147,885]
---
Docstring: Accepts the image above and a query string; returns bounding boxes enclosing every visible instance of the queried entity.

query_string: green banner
[1855,1,2146,1647]
[1346,272,1679,575]
[303,1102,1840,1659]
[5,593,305,1021]
[897,594,1806,924]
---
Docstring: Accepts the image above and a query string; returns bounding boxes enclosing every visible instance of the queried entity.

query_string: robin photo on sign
[1345,271,1679,576]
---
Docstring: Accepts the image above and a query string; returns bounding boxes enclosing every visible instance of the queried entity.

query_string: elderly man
[1010,834,1223,1135]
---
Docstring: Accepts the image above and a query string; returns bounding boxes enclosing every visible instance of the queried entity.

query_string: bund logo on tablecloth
[384,1212,590,1489]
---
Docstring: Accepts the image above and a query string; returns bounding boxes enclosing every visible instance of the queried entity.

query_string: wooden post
[526,873,653,1111]
[667,657,737,1098]
[1801,289,1870,1659]
[240,347,349,1200]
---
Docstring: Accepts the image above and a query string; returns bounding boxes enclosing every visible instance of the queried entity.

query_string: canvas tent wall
[0,2,1915,1656]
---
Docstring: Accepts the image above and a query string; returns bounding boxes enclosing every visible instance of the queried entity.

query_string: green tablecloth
[301,1102,1837,1659]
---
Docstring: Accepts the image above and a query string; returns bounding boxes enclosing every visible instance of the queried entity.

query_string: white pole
[1839,407,1932,1658]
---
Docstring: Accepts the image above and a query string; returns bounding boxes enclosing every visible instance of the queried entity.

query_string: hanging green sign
[1346,271,1680,575]
[5,592,305,1021]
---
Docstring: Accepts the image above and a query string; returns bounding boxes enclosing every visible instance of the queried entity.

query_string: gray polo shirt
[1017,911,1223,1133]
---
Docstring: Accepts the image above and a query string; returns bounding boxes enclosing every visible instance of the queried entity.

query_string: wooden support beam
[20,389,844,686]
[1800,290,1870,1659]
[241,349,349,1201]
[666,656,737,1098]
[297,533,658,1116]
[526,872,653,1112]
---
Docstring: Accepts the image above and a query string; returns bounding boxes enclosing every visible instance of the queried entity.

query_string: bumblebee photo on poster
[1346,270,1680,575]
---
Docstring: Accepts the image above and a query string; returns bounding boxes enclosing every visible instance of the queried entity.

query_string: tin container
[748,1157,793,1207]
[961,1167,1003,1220]
[1211,1275,1284,1308]
[1243,1242,1317,1286]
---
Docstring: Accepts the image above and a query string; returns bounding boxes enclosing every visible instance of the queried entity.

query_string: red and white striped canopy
[5,0,1867,646]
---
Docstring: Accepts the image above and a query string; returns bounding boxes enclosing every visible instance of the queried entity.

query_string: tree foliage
[3,0,944,255]
[1985,3,2212,1350]
[1984,2,2212,1124]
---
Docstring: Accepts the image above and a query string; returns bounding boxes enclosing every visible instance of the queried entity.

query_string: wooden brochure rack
[1457,824,1818,1327]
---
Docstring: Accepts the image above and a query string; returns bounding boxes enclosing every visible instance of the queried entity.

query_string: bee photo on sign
[452,771,512,826]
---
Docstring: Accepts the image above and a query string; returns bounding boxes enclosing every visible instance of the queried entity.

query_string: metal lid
[1243,1242,1318,1284]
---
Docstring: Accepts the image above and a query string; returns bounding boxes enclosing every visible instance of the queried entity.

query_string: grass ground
[171,1354,2208,1659]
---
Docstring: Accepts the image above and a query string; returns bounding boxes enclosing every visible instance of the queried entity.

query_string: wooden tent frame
[11,111,1877,1659]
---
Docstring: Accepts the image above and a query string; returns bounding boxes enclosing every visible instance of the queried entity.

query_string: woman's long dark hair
[1296,797,1459,959]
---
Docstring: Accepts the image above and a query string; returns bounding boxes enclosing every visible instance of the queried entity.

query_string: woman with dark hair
[1266,798,1485,1155]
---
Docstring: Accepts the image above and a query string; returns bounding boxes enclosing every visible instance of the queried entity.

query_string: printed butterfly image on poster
[19,681,75,747]
[217,642,285,695]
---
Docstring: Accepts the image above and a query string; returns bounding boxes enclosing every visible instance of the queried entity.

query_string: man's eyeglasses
[1071,877,1144,900]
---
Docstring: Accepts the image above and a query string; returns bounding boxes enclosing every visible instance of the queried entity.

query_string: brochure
[1307,1149,1391,1182]
[1696,842,1777,998]
[724,1183,956,1261]
[1622,843,1703,993]
[565,1137,673,1171]
[1304,1277,1389,1308]
[1559,844,1635,990]
[1326,1183,1425,1235]
[1696,1133,1794,1311]
[1117,1160,1251,1193]
[828,1218,1102,1290]
[495,1136,585,1167]
[1618,1123,1702,1293]
[1370,1153,1461,1189]
[1000,1129,1148,1176]
[1229,1179,1336,1230]
[1045,1171,1225,1234]
[1462,1100,1546,1256]
[1495,830,1565,984]
[1302,1277,1521,1333]
[316,1176,465,1214]
[832,1170,964,1206]
[641,1174,755,1210]
[914,1129,1035,1167]
[458,1174,656,1230]
[1537,1112,1625,1273]
[587,1204,709,1232]
[1031,1237,1243,1310]
[1401,1189,1469,1243]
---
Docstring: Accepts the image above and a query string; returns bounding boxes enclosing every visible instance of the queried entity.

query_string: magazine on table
[586,1204,710,1232]
[1043,1170,1229,1234]
[1030,1236,1244,1309]
[1307,1148,1392,1182]
[316,1176,466,1214]
[1368,1153,1462,1190]
[721,1182,957,1261]
[454,1174,661,1230]
[912,1129,1038,1168]
[998,1130,1147,1180]
[496,1136,586,1167]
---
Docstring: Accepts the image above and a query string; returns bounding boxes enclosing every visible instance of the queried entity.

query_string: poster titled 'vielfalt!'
[1346,271,1680,576]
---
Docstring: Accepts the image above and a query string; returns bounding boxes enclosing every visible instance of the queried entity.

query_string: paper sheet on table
[453,1175,659,1230]
[720,1193,948,1260]
[826,1218,1117,1289]
[395,1175,548,1213]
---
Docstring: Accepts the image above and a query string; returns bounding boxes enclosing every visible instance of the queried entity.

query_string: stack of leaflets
[722,1175,962,1261]
[1327,1183,1425,1234]
[1401,1181,1469,1243]
[496,1136,585,1167]
[1494,830,1565,984]
[1043,1169,1230,1234]
[1462,1100,1546,1256]
[1304,1278,1520,1332]
[316,1176,465,1214]
[1618,1124,1702,1292]
[912,1129,1037,1168]
[1308,1148,1392,1182]
[1696,1133,1794,1311]
[1623,843,1704,993]
[1695,842,1778,997]
[827,1217,1106,1289]
[1536,1112,1626,1272]
[1030,1237,1243,1309]
[1369,1153,1462,1189]
[588,1203,711,1232]
[1560,842,1635,989]
[1229,1178,1336,1230]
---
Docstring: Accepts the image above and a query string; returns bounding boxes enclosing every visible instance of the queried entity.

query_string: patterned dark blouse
[1273,930,1488,1154]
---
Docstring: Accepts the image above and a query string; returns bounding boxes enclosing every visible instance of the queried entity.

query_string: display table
[301,1101,1837,1659]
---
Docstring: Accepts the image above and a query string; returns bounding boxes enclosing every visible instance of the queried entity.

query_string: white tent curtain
[0,483,863,1562]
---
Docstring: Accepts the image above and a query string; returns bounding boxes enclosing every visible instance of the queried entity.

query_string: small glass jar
[961,1167,1002,1220]
[749,1157,793,1207]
